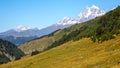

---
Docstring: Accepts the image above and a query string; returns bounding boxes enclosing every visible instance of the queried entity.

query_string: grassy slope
[1,35,120,68]
[19,23,84,54]
[19,36,55,54]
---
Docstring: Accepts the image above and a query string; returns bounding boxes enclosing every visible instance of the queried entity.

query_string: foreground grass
[0,36,120,68]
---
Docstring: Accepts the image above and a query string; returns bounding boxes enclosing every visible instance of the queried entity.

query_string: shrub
[31,50,39,56]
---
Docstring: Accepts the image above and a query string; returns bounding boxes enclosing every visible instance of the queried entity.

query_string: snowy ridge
[0,5,106,37]
[14,25,40,32]
[56,5,105,26]
[77,5,105,22]
[15,25,31,32]
[56,17,78,26]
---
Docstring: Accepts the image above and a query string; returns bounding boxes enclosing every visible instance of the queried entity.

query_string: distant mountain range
[0,5,105,37]
[0,5,105,45]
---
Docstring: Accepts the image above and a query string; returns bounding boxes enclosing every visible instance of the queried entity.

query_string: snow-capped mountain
[0,5,106,45]
[55,5,105,26]
[14,25,40,32]
[15,25,31,32]
[0,5,105,37]
[46,5,105,36]
[0,26,40,37]
[56,17,78,26]
[77,5,105,22]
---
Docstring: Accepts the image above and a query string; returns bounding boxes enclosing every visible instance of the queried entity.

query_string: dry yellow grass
[0,36,120,68]
[19,36,54,54]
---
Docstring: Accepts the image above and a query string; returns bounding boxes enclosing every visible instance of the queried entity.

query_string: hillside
[19,23,84,55]
[0,35,120,68]
[0,39,25,64]
[19,6,120,55]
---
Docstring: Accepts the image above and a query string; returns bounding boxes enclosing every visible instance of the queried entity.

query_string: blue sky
[0,0,120,32]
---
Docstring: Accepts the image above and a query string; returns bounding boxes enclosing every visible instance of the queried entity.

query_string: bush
[31,50,39,56]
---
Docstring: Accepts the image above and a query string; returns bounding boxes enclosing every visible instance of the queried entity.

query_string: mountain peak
[56,5,105,26]
[91,5,99,9]
[56,17,78,26]
[62,17,71,20]
[15,25,40,32]
[77,5,105,22]
[15,25,31,32]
